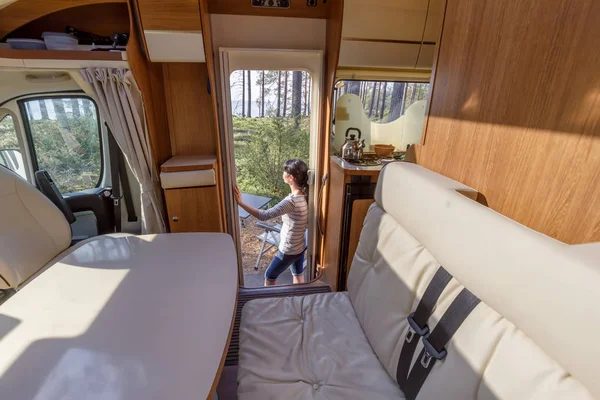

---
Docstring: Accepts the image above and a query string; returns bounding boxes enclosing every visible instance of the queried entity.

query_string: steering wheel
[34,170,76,224]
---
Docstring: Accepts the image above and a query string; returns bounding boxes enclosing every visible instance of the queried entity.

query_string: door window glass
[0,115,27,179]
[21,97,102,193]
[230,70,312,287]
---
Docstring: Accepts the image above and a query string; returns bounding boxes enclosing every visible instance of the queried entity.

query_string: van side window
[335,80,430,123]
[20,97,102,194]
[0,115,27,179]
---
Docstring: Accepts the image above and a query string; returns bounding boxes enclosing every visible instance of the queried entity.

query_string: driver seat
[0,166,100,291]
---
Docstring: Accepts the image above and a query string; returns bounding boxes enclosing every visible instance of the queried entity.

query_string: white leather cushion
[373,162,600,397]
[347,183,593,398]
[237,292,403,400]
[0,167,71,289]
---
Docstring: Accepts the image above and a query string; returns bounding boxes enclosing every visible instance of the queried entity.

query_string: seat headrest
[0,166,71,289]
[375,162,600,398]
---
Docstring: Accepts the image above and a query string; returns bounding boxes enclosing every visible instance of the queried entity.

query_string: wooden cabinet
[345,198,375,282]
[160,155,224,233]
[136,0,201,31]
[165,186,222,233]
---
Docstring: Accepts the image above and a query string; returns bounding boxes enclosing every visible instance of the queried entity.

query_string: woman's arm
[234,185,261,218]
[256,198,294,221]
[233,185,294,221]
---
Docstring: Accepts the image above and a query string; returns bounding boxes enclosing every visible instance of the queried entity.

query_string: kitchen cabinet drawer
[165,186,222,233]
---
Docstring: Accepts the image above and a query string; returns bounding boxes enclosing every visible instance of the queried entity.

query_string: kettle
[340,128,364,161]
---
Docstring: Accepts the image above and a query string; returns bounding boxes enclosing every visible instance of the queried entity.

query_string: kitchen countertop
[331,155,386,172]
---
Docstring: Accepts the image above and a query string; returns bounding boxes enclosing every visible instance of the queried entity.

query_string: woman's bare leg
[264,279,277,286]
[293,275,305,284]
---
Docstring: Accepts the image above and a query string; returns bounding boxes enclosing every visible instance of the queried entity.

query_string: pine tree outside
[336,80,430,123]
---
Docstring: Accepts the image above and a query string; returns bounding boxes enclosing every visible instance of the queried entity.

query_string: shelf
[160,155,217,173]
[0,49,125,61]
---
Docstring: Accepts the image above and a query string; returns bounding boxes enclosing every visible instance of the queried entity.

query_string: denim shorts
[265,250,305,281]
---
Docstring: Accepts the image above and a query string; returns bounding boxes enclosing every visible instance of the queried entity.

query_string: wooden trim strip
[420,0,449,147]
[342,37,436,46]
[200,0,228,233]
[414,0,433,68]
[208,289,238,400]
[0,49,123,61]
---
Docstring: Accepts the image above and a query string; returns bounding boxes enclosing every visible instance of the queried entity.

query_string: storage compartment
[160,170,216,189]
[7,38,45,50]
[160,155,223,233]
[42,32,78,50]
[165,186,222,233]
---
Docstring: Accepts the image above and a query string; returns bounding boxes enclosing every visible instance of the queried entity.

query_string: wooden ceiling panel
[342,0,428,42]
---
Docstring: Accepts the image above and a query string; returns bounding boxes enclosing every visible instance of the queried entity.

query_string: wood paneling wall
[163,63,217,156]
[129,0,225,233]
[127,0,172,167]
[199,0,228,233]
[6,3,130,40]
[0,0,126,39]
[418,0,600,244]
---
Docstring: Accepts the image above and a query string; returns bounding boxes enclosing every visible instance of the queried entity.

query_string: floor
[242,267,293,287]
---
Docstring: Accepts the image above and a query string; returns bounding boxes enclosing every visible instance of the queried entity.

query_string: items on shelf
[3,26,129,52]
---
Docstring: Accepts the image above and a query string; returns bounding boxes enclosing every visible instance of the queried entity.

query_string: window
[0,115,27,179]
[21,97,102,193]
[333,80,431,154]
[335,80,430,123]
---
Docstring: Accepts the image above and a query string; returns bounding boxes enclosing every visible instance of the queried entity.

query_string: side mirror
[0,148,27,179]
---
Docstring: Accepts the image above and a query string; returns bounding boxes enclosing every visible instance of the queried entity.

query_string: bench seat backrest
[347,162,600,399]
[0,167,71,289]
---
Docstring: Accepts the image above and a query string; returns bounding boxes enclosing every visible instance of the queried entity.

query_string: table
[0,233,238,400]
[238,192,272,220]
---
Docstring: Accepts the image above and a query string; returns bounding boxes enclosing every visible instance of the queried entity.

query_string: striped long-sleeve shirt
[257,194,308,255]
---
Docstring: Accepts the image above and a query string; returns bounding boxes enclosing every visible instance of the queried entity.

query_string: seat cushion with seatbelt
[239,162,600,399]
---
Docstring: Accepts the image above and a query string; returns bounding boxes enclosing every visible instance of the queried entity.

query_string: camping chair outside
[254,223,308,272]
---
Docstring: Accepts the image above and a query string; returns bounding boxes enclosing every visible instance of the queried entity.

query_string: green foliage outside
[29,114,101,193]
[1,100,101,193]
[233,115,309,203]
[0,115,18,150]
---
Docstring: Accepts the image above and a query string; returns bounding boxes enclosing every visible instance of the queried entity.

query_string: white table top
[0,233,238,400]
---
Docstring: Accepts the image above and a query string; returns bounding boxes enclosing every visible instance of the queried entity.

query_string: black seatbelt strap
[107,126,122,232]
[403,288,481,400]
[397,267,453,386]
[105,123,138,232]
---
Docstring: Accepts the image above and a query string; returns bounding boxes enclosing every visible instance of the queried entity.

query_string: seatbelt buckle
[110,193,123,207]
[420,336,447,368]
[406,312,429,343]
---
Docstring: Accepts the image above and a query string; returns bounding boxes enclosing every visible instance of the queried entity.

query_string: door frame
[218,48,324,285]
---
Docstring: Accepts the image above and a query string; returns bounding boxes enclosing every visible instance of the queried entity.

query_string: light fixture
[25,72,71,83]
[251,0,290,8]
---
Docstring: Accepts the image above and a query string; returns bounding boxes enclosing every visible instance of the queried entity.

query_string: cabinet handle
[172,216,179,222]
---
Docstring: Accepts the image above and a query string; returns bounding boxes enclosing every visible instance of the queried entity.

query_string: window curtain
[81,68,167,234]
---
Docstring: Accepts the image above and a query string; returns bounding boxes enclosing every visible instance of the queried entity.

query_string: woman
[234,159,309,286]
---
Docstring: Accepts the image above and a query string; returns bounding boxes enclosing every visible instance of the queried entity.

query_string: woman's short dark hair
[284,159,309,195]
